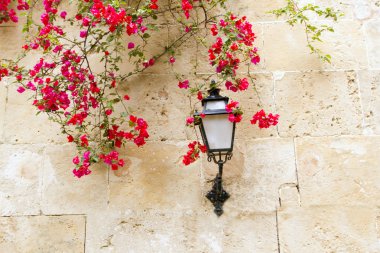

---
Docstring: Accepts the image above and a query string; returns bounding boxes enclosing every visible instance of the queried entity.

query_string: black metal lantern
[195,87,236,216]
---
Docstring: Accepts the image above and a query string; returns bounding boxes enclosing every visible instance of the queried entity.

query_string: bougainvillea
[0,0,341,176]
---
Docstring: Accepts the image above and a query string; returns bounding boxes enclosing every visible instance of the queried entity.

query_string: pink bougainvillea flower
[225,100,239,113]
[128,42,135,49]
[17,86,25,93]
[250,110,279,129]
[182,141,207,165]
[123,95,130,100]
[60,11,67,19]
[178,80,189,89]
[80,30,87,38]
[186,117,194,125]
[169,56,176,64]
[197,91,203,101]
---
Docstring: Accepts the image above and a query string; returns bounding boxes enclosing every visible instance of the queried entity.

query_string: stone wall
[1,0,380,252]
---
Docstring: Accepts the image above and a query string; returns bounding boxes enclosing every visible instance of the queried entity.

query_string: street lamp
[195,86,236,216]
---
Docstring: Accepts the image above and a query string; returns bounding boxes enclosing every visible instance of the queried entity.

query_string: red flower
[181,0,193,19]
[197,91,203,101]
[105,109,113,116]
[178,80,189,89]
[225,100,239,113]
[250,110,279,129]
[210,24,218,36]
[149,0,158,10]
[123,95,130,100]
[186,117,194,125]
[67,135,74,142]
[182,141,207,166]
[17,86,25,93]
[80,135,89,147]
[228,113,242,123]
[60,11,67,19]
[128,42,135,49]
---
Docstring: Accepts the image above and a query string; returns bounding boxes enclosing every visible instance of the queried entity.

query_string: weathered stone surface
[316,0,354,19]
[202,138,297,212]
[232,73,278,139]
[168,25,198,75]
[296,136,380,206]
[263,21,368,71]
[3,103,66,144]
[120,25,170,75]
[0,84,6,143]
[108,142,202,211]
[364,20,380,69]
[117,74,189,141]
[278,206,380,253]
[0,26,24,59]
[41,144,108,214]
[86,209,278,253]
[276,71,362,137]
[0,144,43,216]
[318,0,380,20]
[358,70,380,134]
[0,215,85,253]
[225,0,287,22]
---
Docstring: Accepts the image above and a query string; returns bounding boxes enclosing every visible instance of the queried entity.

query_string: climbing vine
[0,0,341,177]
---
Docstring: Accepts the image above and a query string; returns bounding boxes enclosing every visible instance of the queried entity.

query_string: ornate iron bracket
[206,152,232,216]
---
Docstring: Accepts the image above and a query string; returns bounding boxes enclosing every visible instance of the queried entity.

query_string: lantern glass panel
[205,100,226,110]
[202,114,233,150]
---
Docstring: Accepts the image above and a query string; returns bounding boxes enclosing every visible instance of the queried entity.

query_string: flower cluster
[0,67,9,81]
[90,0,147,34]
[72,151,92,178]
[0,0,29,24]
[225,100,243,123]
[99,150,125,171]
[2,0,282,177]
[181,0,193,19]
[208,14,260,92]
[6,0,155,178]
[250,110,279,129]
[182,141,207,165]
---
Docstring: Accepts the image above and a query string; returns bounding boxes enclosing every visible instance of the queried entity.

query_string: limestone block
[358,70,380,134]
[108,142,202,211]
[86,210,191,253]
[118,25,170,75]
[3,102,66,144]
[168,25,198,75]
[279,184,300,207]
[278,206,380,253]
[276,71,362,137]
[0,144,43,215]
[231,73,278,139]
[185,210,278,253]
[117,74,189,141]
[202,138,297,212]
[0,215,85,253]
[41,144,108,214]
[0,26,24,59]
[364,20,380,69]
[262,21,368,71]
[296,136,380,206]
[316,0,354,19]
[0,84,6,143]
[86,209,278,253]
[225,0,287,22]
[317,0,380,20]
